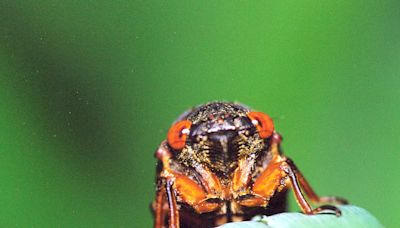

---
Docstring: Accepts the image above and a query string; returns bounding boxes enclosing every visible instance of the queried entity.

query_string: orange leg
[154,142,224,228]
[281,160,315,214]
[240,157,344,216]
[286,162,344,216]
[286,159,348,205]
[166,179,179,228]
[153,184,167,228]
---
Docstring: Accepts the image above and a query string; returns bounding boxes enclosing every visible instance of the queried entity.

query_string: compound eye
[247,111,274,139]
[167,120,192,150]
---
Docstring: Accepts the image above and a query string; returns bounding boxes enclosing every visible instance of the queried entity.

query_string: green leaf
[218,205,383,228]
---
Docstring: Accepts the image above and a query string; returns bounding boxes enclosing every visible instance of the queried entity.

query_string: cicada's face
[166,102,274,187]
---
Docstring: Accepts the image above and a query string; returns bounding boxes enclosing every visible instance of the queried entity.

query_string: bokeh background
[1,1,399,227]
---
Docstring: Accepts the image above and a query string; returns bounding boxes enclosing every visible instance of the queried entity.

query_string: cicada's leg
[153,177,181,228]
[233,133,285,208]
[153,182,167,228]
[154,142,180,228]
[235,161,282,207]
[281,159,343,216]
[154,141,224,228]
[165,179,179,228]
[286,159,348,205]
[152,177,182,228]
[249,157,343,216]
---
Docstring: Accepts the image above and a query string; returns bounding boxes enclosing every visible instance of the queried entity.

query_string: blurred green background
[1,1,399,227]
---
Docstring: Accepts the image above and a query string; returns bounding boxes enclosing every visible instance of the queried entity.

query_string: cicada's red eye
[247,112,274,139]
[167,120,192,150]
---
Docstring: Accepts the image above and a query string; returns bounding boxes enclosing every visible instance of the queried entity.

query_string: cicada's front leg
[281,159,346,215]
[153,141,224,228]
[286,159,348,206]
[153,181,167,228]
[250,134,347,216]
[233,133,346,216]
